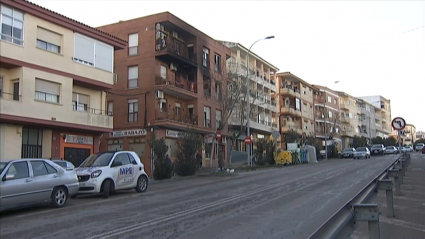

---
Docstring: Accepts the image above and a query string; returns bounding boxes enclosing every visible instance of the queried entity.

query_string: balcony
[340,103,349,110]
[280,107,302,117]
[340,117,350,124]
[155,37,197,68]
[1,93,112,130]
[281,125,302,134]
[154,109,198,129]
[155,76,197,100]
[280,87,301,98]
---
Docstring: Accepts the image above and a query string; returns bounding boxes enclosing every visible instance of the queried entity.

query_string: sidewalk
[351,152,425,239]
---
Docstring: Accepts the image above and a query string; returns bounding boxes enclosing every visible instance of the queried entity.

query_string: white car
[74,151,148,198]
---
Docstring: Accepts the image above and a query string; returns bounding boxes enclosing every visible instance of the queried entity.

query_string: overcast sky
[31,0,425,131]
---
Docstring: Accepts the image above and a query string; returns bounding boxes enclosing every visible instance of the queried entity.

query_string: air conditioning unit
[113,73,118,84]
[170,63,177,71]
[155,90,164,99]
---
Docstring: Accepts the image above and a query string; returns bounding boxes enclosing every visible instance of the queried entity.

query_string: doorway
[64,147,91,167]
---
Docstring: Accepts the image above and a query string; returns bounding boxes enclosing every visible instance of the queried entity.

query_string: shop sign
[65,134,93,145]
[109,129,147,138]
[166,130,181,138]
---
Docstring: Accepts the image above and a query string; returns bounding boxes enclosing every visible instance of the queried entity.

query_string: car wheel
[51,187,68,208]
[135,175,148,193]
[101,180,113,198]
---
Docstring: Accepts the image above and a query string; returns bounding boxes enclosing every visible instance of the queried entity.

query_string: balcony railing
[155,37,197,64]
[71,104,108,115]
[0,92,21,101]
[155,109,198,126]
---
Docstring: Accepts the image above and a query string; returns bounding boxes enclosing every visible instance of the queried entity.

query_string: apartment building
[337,91,362,148]
[0,0,126,164]
[312,85,341,147]
[356,99,379,143]
[275,72,316,147]
[404,124,416,145]
[219,41,279,151]
[97,12,231,175]
[358,96,392,138]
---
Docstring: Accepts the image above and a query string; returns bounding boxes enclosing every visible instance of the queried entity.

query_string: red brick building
[97,12,231,176]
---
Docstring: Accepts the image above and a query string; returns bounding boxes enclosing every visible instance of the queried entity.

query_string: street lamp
[246,36,274,167]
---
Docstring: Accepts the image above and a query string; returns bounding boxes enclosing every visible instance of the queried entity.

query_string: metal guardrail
[309,152,411,239]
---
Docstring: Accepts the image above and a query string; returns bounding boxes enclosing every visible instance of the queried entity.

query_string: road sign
[391,117,406,130]
[216,131,222,141]
[272,130,280,140]
[244,136,252,144]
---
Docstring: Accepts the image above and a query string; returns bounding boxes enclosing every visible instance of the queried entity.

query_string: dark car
[339,148,356,158]
[422,147,425,154]
[370,144,386,156]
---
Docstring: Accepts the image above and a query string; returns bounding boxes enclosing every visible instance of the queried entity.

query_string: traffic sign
[216,131,222,141]
[244,136,252,144]
[391,117,406,130]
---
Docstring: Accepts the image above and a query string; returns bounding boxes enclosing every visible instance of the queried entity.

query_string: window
[329,111,333,118]
[159,99,166,112]
[0,76,3,97]
[107,101,113,116]
[128,99,138,122]
[12,80,19,101]
[202,47,209,67]
[35,79,60,103]
[72,93,89,111]
[128,66,138,88]
[36,27,61,53]
[6,162,29,179]
[160,65,166,79]
[327,96,332,103]
[214,54,221,72]
[73,33,113,72]
[295,98,301,110]
[0,5,23,45]
[216,110,221,129]
[175,102,181,116]
[21,128,43,158]
[128,33,138,55]
[31,161,49,176]
[113,153,131,166]
[204,106,211,128]
[128,154,138,165]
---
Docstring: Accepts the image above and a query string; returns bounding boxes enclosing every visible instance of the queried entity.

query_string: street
[0,155,400,239]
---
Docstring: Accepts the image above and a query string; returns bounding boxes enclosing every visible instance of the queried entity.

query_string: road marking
[380,216,425,233]
[88,162,377,239]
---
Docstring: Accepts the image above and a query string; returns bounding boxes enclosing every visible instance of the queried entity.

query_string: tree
[352,135,368,148]
[174,128,202,176]
[383,137,397,146]
[283,129,300,144]
[149,133,172,180]
[371,136,384,145]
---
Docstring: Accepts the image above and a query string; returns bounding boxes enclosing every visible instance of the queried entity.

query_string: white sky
[30,0,425,131]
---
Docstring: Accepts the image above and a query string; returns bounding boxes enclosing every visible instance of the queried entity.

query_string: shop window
[21,128,43,158]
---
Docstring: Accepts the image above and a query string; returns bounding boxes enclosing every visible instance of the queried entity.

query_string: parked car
[0,159,79,212]
[416,143,424,152]
[404,146,413,152]
[51,160,75,171]
[370,144,386,156]
[74,151,149,198]
[422,146,425,154]
[339,148,356,158]
[398,146,407,153]
[354,147,371,159]
[385,146,398,154]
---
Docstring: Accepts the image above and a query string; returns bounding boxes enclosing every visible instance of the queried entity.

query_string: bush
[174,129,201,176]
[150,134,172,180]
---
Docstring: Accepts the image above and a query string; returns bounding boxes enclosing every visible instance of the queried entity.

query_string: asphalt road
[0,154,400,239]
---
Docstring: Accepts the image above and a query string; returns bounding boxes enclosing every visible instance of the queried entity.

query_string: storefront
[51,131,97,167]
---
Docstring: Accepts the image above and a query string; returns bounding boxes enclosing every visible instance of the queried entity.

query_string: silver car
[354,147,371,159]
[51,160,75,171]
[0,159,79,212]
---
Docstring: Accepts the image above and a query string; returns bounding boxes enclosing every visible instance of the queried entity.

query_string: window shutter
[74,34,94,64]
[129,33,138,47]
[95,42,113,72]
[35,79,60,95]
[128,66,138,79]
[37,27,61,46]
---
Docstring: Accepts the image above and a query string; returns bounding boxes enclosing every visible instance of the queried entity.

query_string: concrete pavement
[351,152,425,239]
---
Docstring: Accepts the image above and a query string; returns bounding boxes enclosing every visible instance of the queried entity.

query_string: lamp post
[246,36,274,167]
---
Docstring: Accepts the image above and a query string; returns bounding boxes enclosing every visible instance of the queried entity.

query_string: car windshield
[371,145,382,148]
[79,152,114,167]
[343,148,353,152]
[356,147,367,151]
[54,161,67,168]
[0,161,10,174]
